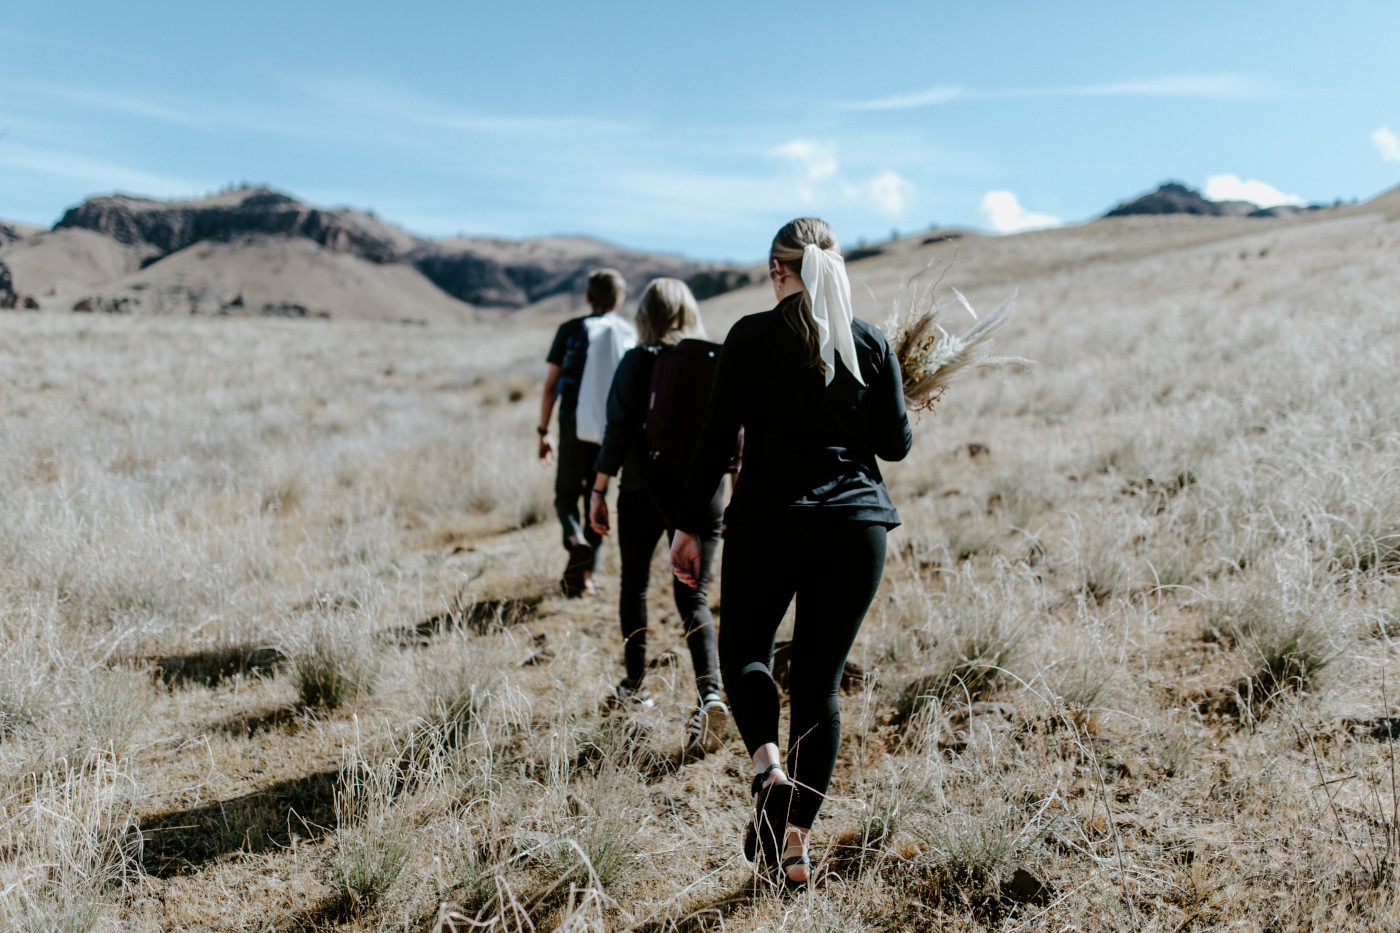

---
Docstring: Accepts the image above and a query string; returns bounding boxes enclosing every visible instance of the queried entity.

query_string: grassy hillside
[1,193,1398,931]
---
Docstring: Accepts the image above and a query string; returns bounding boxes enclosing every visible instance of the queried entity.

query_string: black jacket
[676,297,912,532]
[593,344,663,493]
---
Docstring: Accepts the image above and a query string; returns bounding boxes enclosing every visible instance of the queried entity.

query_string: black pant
[553,417,601,572]
[617,484,723,700]
[719,520,887,829]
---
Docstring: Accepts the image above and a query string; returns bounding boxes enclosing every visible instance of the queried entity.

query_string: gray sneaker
[685,694,729,756]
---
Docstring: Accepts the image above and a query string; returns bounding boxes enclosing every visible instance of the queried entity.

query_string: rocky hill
[1105,181,1330,219]
[0,219,43,247]
[1106,182,1256,217]
[0,188,744,321]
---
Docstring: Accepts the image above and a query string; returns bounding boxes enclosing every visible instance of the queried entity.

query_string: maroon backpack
[643,339,722,471]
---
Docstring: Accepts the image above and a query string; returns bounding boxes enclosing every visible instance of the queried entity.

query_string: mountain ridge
[1105,181,1334,219]
[1,187,748,320]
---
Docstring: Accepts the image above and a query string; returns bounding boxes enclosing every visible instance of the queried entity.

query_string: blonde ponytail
[770,217,839,373]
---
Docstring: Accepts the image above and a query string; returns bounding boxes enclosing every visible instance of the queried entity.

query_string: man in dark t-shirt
[537,268,626,596]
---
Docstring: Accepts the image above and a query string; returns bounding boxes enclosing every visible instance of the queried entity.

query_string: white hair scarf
[799,243,865,386]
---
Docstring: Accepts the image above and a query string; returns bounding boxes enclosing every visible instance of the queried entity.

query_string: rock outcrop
[1105,183,1335,221]
[4,187,749,317]
[55,188,416,265]
[1105,182,1258,218]
[0,261,14,309]
[1247,203,1327,218]
[686,269,754,301]
[0,220,43,248]
[408,236,729,309]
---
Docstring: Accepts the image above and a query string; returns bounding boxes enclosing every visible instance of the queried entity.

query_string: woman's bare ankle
[752,745,785,788]
[783,825,811,880]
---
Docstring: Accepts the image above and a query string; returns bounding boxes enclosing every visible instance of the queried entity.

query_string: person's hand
[589,492,610,536]
[537,433,556,466]
[670,530,702,589]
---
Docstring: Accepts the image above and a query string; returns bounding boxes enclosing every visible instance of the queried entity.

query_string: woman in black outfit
[670,218,912,886]
[588,278,729,755]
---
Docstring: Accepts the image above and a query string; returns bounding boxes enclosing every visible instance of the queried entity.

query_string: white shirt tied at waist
[800,243,865,387]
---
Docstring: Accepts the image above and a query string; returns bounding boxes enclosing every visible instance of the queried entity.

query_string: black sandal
[780,852,812,890]
[742,765,797,868]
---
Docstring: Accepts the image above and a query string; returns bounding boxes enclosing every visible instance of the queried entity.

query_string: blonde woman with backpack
[588,278,729,757]
[670,218,912,887]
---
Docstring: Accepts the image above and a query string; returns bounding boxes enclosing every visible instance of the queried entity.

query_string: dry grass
[3,203,1400,930]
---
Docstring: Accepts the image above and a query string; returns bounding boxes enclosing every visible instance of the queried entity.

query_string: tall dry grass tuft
[1208,551,1342,707]
[66,668,149,762]
[545,762,646,892]
[895,567,1031,720]
[333,742,411,907]
[286,595,382,709]
[916,798,1040,889]
[0,755,140,933]
[0,641,47,739]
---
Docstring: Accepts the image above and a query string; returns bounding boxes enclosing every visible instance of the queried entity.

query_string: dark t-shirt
[546,314,600,420]
[676,296,913,532]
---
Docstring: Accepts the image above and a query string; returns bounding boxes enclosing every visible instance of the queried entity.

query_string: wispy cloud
[772,138,913,217]
[844,85,967,112]
[13,82,206,129]
[843,73,1268,111]
[0,144,206,199]
[1205,174,1302,207]
[979,191,1060,233]
[1051,75,1267,98]
[1374,126,1400,163]
[296,75,633,139]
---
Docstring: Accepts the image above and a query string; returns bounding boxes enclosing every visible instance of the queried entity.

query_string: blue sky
[2,1,1398,261]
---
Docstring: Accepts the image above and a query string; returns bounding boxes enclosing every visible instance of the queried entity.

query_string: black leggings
[617,487,723,700]
[719,520,887,829]
[554,418,602,572]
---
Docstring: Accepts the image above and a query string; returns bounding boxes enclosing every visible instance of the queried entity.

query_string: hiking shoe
[560,541,594,598]
[684,694,729,757]
[603,681,655,712]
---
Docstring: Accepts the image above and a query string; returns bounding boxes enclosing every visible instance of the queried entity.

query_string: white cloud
[978,190,1060,233]
[1204,174,1303,207]
[771,140,910,215]
[865,170,914,216]
[844,73,1266,111]
[1373,126,1400,163]
[773,139,839,184]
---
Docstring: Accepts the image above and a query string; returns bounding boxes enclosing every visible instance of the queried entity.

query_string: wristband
[591,488,607,496]
[536,426,549,436]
